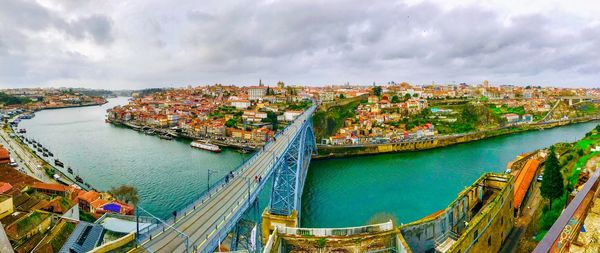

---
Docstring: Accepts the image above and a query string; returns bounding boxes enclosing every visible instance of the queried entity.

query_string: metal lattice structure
[269,118,315,218]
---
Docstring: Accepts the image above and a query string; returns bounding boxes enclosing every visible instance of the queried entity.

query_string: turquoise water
[19,97,599,227]
[20,97,248,218]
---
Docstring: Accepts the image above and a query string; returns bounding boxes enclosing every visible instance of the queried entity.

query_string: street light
[207,169,218,193]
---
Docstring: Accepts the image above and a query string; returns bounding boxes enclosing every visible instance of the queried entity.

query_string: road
[139,107,314,253]
[0,124,51,182]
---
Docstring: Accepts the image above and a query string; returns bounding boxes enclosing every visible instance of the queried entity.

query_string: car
[505,168,512,174]
[537,174,543,182]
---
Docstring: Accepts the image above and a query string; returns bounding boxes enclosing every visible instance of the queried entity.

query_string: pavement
[138,108,314,253]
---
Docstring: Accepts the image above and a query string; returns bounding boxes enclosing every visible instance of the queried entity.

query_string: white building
[248,86,267,101]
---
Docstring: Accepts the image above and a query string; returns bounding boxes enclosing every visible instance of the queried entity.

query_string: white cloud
[1,0,599,89]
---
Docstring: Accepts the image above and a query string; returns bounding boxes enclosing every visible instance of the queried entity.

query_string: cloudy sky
[1,0,600,89]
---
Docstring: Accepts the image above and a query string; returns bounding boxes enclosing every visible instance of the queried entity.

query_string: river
[19,97,599,227]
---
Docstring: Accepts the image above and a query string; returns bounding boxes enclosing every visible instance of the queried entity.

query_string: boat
[67,167,73,174]
[54,159,64,167]
[48,152,54,157]
[75,175,84,183]
[191,140,221,153]
[42,152,48,157]
[37,147,43,152]
[145,129,155,135]
[159,134,173,140]
[42,147,48,152]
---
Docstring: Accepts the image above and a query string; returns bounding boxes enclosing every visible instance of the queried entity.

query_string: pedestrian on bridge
[173,210,177,220]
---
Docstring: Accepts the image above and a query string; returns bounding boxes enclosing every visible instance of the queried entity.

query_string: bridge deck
[138,107,314,253]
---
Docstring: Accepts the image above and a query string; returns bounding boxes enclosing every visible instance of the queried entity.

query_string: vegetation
[372,86,382,97]
[540,146,564,205]
[313,100,361,140]
[109,185,139,205]
[0,92,31,105]
[79,209,97,222]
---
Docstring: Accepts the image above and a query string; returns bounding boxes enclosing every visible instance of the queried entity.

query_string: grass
[15,211,50,235]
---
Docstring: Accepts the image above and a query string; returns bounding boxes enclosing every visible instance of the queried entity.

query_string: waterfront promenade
[138,106,315,252]
[0,125,50,182]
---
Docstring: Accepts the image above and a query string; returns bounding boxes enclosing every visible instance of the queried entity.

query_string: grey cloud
[1,0,599,88]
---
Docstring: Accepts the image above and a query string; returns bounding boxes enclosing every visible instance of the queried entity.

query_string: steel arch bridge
[133,105,317,253]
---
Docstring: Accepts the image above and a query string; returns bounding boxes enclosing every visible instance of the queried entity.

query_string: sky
[1,0,600,89]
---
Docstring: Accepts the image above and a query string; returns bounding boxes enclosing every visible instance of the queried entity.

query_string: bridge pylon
[261,117,316,242]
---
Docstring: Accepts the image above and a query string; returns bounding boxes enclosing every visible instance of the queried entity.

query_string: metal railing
[277,220,394,237]
[135,105,317,252]
[533,167,600,253]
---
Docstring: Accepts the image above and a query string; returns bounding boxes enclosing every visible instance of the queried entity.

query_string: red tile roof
[31,182,69,193]
[514,159,540,209]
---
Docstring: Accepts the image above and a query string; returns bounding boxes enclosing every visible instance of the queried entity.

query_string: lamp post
[207,169,218,193]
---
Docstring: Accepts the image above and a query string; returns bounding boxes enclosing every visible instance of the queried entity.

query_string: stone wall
[314,118,599,159]
[399,173,514,253]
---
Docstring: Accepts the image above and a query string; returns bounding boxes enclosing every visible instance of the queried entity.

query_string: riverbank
[107,119,263,152]
[314,116,600,159]
[35,100,107,111]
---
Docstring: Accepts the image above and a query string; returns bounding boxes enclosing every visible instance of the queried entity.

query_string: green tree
[110,185,139,205]
[540,147,564,205]
[391,95,400,103]
[339,94,346,99]
[225,119,236,127]
[372,86,382,96]
[267,112,278,130]
[404,93,412,100]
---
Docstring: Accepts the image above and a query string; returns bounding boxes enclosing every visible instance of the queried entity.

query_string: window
[488,236,492,247]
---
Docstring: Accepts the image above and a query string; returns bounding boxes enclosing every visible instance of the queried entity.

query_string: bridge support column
[261,209,298,243]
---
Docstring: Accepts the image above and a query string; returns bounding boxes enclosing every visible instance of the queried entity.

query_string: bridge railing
[277,220,394,237]
[194,106,316,252]
[136,104,317,249]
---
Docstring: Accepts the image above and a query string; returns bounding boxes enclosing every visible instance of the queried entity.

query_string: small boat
[85,183,91,188]
[145,129,155,135]
[37,147,43,152]
[191,140,221,153]
[42,147,48,152]
[54,159,64,167]
[42,152,48,157]
[48,152,54,157]
[159,134,173,140]
[67,167,73,174]
[75,175,84,183]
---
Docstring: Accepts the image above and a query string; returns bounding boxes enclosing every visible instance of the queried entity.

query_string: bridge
[134,105,317,253]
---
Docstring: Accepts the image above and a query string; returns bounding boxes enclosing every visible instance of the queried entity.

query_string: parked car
[537,174,543,182]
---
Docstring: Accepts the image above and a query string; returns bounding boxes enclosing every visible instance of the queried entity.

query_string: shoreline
[313,116,600,159]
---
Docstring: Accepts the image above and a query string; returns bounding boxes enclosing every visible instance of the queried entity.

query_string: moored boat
[159,134,173,140]
[191,140,221,153]
[54,159,64,167]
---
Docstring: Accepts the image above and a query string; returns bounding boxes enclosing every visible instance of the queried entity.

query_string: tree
[267,111,278,130]
[540,146,564,205]
[225,119,236,127]
[404,93,412,100]
[339,94,346,99]
[391,95,400,103]
[372,86,382,96]
[110,185,139,205]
